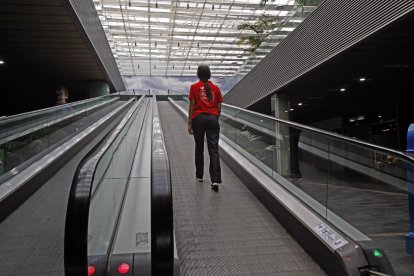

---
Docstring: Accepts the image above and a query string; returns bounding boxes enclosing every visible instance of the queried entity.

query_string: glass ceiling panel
[92,0,321,77]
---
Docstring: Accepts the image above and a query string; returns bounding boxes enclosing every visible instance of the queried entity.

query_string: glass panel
[220,105,237,149]
[293,126,414,274]
[88,177,126,263]
[233,108,275,175]
[325,141,413,274]
[88,98,147,268]
[0,96,120,183]
[168,97,414,274]
[295,131,330,216]
[220,106,330,217]
[223,102,414,274]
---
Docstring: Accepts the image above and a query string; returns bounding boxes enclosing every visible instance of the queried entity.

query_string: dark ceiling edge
[224,0,414,108]
[60,0,126,92]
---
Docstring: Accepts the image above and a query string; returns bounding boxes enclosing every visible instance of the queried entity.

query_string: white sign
[314,223,348,250]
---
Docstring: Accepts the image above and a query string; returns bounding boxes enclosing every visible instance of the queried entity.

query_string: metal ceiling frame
[92,0,318,77]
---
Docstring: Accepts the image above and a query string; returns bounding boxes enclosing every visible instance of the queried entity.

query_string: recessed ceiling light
[0,60,4,65]
[359,77,366,82]
[340,88,346,92]
[298,102,303,106]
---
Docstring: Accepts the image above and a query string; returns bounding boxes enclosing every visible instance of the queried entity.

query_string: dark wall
[0,0,122,116]
[1,65,95,116]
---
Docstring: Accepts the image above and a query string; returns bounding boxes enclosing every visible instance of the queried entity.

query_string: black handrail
[64,143,101,275]
[151,97,174,275]
[64,97,140,275]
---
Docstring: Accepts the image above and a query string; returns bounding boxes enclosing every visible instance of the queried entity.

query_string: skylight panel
[93,0,320,76]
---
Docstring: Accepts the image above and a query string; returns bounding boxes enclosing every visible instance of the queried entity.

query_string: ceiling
[0,0,106,81]
[249,10,414,126]
[0,0,110,115]
[92,0,319,77]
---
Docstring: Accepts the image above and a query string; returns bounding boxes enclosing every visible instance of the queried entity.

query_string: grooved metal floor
[158,102,325,276]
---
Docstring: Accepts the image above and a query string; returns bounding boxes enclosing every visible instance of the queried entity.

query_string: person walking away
[187,65,223,191]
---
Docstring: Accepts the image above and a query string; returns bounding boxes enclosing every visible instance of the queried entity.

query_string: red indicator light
[118,262,130,274]
[88,265,96,276]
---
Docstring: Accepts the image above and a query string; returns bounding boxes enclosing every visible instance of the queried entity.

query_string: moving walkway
[65,95,404,275]
[0,94,135,275]
[167,96,412,275]
[65,96,177,275]
[1,93,411,275]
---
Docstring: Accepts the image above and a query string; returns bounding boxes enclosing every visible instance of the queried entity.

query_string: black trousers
[192,113,222,183]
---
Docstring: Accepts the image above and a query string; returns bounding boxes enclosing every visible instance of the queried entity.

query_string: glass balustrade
[88,97,148,268]
[0,95,123,183]
[171,96,414,275]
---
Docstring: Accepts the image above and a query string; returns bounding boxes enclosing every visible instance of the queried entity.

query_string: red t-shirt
[189,81,223,119]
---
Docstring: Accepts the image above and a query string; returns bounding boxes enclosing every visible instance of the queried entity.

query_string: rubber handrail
[151,97,174,275]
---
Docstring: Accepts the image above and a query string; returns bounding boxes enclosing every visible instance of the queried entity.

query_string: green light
[373,249,383,258]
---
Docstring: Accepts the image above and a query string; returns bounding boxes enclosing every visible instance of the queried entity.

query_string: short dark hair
[197,65,211,81]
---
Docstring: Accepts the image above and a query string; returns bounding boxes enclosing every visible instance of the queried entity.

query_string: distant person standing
[188,65,223,191]
[56,85,69,106]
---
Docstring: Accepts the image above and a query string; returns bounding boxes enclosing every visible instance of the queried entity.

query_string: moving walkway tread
[158,101,326,275]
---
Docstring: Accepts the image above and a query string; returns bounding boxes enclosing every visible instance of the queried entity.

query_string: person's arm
[188,99,195,135]
[217,102,221,117]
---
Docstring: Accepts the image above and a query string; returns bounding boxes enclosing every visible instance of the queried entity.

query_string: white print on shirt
[200,86,214,104]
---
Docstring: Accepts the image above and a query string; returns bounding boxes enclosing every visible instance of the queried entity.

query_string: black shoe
[196,177,203,182]
[211,182,219,191]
